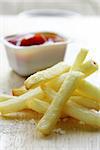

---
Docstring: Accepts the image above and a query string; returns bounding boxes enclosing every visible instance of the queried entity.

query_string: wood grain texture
[0,16,100,150]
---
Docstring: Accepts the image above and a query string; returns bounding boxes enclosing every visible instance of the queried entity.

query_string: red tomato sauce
[7,32,64,47]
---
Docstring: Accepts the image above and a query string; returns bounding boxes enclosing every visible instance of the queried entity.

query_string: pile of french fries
[0,48,100,135]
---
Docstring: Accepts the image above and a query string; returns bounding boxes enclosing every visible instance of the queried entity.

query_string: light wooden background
[0,15,100,150]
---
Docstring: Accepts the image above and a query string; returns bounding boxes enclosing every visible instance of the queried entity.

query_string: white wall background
[0,0,100,15]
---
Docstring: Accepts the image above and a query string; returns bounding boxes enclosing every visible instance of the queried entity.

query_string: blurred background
[0,0,100,15]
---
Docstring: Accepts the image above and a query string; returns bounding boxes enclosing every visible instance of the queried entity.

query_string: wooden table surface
[0,15,100,150]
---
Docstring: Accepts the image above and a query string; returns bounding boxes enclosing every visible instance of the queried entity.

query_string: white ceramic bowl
[2,32,68,76]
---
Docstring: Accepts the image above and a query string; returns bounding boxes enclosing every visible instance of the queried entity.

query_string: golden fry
[77,60,98,77]
[0,89,99,129]
[46,60,98,92]
[70,96,99,110]
[41,85,56,101]
[27,98,100,128]
[70,48,88,71]
[24,62,70,89]
[77,80,100,102]
[12,86,27,96]
[37,71,84,135]
[27,97,100,128]
[64,101,100,127]
[0,94,15,102]
[0,87,43,114]
[0,47,99,136]
[27,98,49,114]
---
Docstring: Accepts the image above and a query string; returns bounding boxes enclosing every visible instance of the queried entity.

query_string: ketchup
[7,32,64,47]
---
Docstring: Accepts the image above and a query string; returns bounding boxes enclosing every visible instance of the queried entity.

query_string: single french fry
[12,86,44,99]
[70,48,88,71]
[77,80,100,102]
[70,96,99,110]
[37,71,84,135]
[64,101,100,127]
[0,94,15,102]
[12,86,27,96]
[77,60,98,77]
[0,87,43,114]
[24,62,70,89]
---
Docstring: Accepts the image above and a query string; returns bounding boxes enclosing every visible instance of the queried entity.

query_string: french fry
[41,85,56,101]
[48,70,99,107]
[46,60,98,92]
[27,98,49,114]
[37,71,84,135]
[0,84,99,129]
[70,48,88,71]
[24,62,70,89]
[0,47,99,136]
[41,86,100,110]
[42,85,80,101]
[27,97,100,127]
[70,96,99,110]
[72,90,82,96]
[77,80,100,102]
[64,101,100,127]
[0,94,15,102]
[12,85,44,99]
[45,76,62,91]
[0,87,43,114]
[12,86,27,96]
[77,60,98,77]
[64,76,100,104]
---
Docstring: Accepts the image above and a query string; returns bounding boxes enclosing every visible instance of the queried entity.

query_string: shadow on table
[1,109,99,139]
